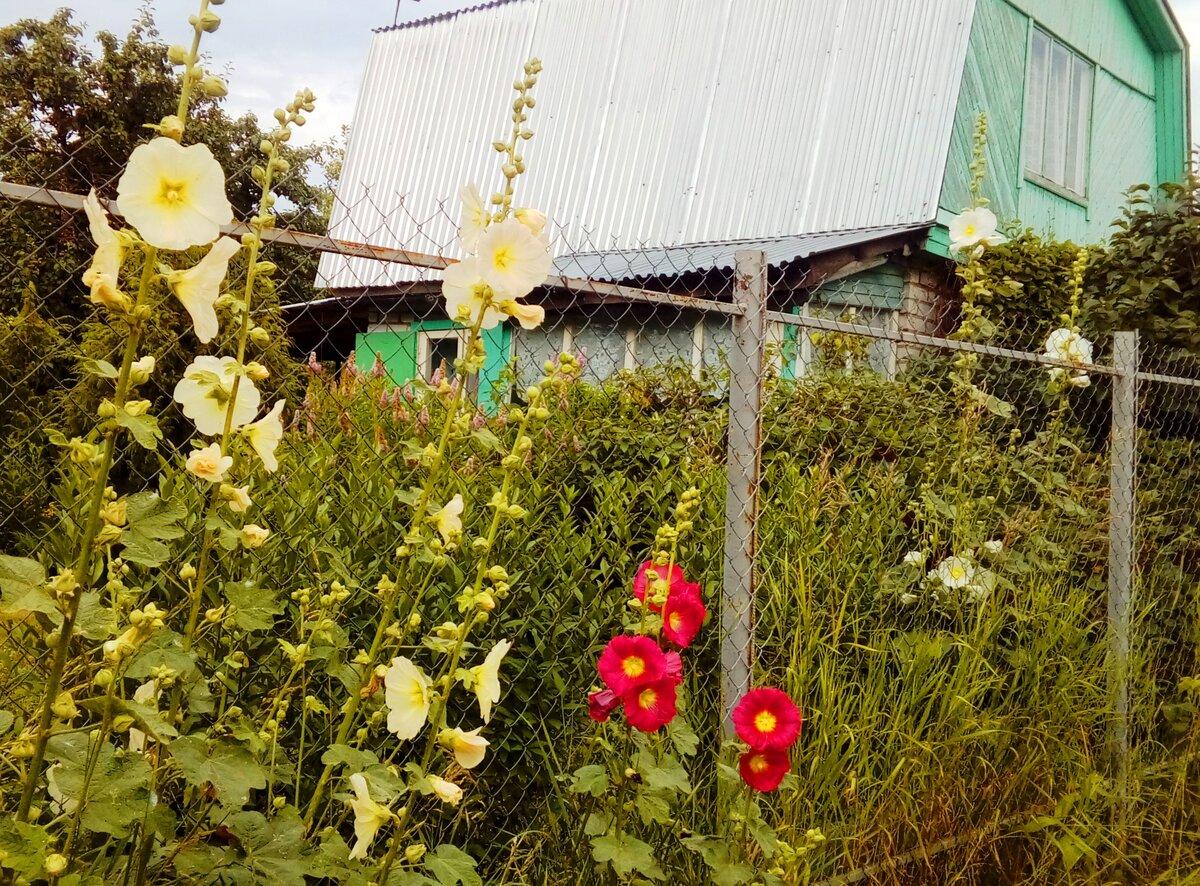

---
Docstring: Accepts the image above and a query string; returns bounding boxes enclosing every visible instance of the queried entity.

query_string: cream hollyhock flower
[476,217,551,299]
[1044,328,1094,388]
[902,550,925,566]
[166,236,241,343]
[470,639,511,724]
[223,484,253,513]
[933,556,975,590]
[173,356,261,436]
[459,183,489,255]
[128,680,160,754]
[245,400,286,472]
[982,539,1004,555]
[442,257,506,329]
[347,772,393,861]
[384,656,432,740]
[430,494,464,545]
[500,298,546,331]
[440,727,489,769]
[186,442,232,483]
[514,206,548,243]
[965,569,998,604]
[240,524,270,548]
[81,189,128,310]
[948,207,1002,254]
[428,775,463,806]
[130,355,156,384]
[116,137,233,251]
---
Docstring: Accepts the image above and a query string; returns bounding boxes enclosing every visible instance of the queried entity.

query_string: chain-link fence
[3,160,1199,881]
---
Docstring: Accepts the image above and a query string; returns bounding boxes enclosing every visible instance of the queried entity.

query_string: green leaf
[76,591,118,640]
[583,811,611,836]
[0,709,13,735]
[681,836,754,886]
[590,833,664,881]
[424,844,482,886]
[113,410,163,450]
[570,763,609,797]
[667,715,699,757]
[46,734,152,837]
[227,808,314,886]
[321,744,379,770]
[80,357,119,378]
[635,748,690,795]
[122,492,185,567]
[634,787,674,825]
[0,820,52,879]
[0,555,52,617]
[965,384,1015,419]
[170,735,266,805]
[225,580,284,632]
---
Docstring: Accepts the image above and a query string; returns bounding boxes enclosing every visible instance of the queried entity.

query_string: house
[302,0,1188,392]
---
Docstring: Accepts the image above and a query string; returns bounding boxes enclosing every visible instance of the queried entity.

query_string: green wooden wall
[937,0,1186,248]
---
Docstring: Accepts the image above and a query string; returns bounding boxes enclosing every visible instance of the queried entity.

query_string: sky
[2,0,1200,147]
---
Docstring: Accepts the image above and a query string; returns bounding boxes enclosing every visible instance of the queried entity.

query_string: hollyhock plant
[166,236,241,343]
[664,650,683,685]
[81,190,127,310]
[597,634,668,694]
[739,748,791,793]
[347,773,393,861]
[632,560,686,612]
[244,400,286,472]
[588,688,621,722]
[471,638,512,724]
[173,355,261,436]
[662,583,706,648]
[623,677,678,732]
[733,687,803,751]
[384,656,432,740]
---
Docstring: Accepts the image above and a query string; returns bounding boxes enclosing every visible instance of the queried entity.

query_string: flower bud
[51,691,79,720]
[200,76,228,98]
[97,400,117,418]
[167,45,189,65]
[196,10,221,32]
[246,361,270,381]
[405,844,427,863]
[45,854,68,877]
[94,668,114,689]
[179,563,197,581]
[158,115,185,140]
[112,714,135,733]
[249,326,271,346]
[129,355,155,384]
[124,400,151,417]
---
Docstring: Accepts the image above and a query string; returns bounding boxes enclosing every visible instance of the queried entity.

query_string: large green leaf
[122,492,185,567]
[224,580,284,632]
[424,844,482,886]
[0,555,51,617]
[46,734,152,837]
[590,833,664,881]
[170,735,266,805]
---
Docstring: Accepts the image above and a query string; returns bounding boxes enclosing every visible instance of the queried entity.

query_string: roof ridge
[374,0,525,34]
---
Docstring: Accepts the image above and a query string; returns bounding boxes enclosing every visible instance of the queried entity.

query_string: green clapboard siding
[940,0,1183,247]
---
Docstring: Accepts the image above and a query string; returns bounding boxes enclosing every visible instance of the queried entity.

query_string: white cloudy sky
[2,0,1199,146]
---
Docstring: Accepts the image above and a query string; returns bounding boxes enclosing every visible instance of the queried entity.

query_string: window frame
[416,327,466,382]
[1023,27,1094,204]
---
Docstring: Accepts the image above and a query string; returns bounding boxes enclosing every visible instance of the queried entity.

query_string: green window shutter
[355,330,417,384]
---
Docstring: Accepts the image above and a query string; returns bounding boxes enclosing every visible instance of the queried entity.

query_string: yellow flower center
[950,567,965,581]
[622,656,646,678]
[638,687,657,709]
[491,246,513,271]
[963,224,976,237]
[159,180,187,206]
[405,682,425,707]
[749,754,770,774]
[669,612,683,630]
[754,710,778,733]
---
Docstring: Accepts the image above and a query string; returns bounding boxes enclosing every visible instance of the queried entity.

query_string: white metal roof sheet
[319,0,975,290]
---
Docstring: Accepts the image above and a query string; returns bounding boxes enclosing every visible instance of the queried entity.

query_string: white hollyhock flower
[166,236,241,343]
[459,183,489,255]
[1044,328,1094,388]
[442,257,506,329]
[347,772,393,861]
[982,539,1004,555]
[934,556,975,590]
[500,298,546,331]
[223,484,253,513]
[428,775,463,806]
[949,207,1002,254]
[476,217,550,300]
[81,189,127,310]
[186,443,232,483]
[117,137,233,250]
[173,356,261,437]
[902,550,925,567]
[430,494,464,545]
[245,400,286,472]
[384,656,432,740]
[240,524,270,548]
[440,727,489,769]
[128,680,161,754]
[470,639,512,724]
[514,206,549,244]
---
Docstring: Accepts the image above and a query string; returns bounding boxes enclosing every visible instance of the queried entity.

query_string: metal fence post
[721,250,767,738]
[1108,330,1138,814]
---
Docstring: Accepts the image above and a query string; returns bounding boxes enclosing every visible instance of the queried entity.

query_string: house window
[1024,28,1093,198]
[417,328,464,381]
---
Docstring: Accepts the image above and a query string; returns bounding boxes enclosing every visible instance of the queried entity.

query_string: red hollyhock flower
[739,748,790,792]
[623,677,678,732]
[732,687,802,751]
[588,689,621,722]
[664,651,683,685]
[597,635,668,694]
[662,585,706,648]
[632,561,686,612]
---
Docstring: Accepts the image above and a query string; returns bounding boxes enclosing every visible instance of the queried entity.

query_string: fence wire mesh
[2,151,1199,882]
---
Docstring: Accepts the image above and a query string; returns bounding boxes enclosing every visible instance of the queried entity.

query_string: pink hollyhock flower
[662,584,706,648]
[664,651,683,685]
[588,689,621,722]
[623,677,678,732]
[739,748,790,792]
[732,687,802,751]
[597,635,667,695]
[632,561,686,612]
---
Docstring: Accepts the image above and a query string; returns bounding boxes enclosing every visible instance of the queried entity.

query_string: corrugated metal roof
[320,0,975,290]
[551,223,930,281]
